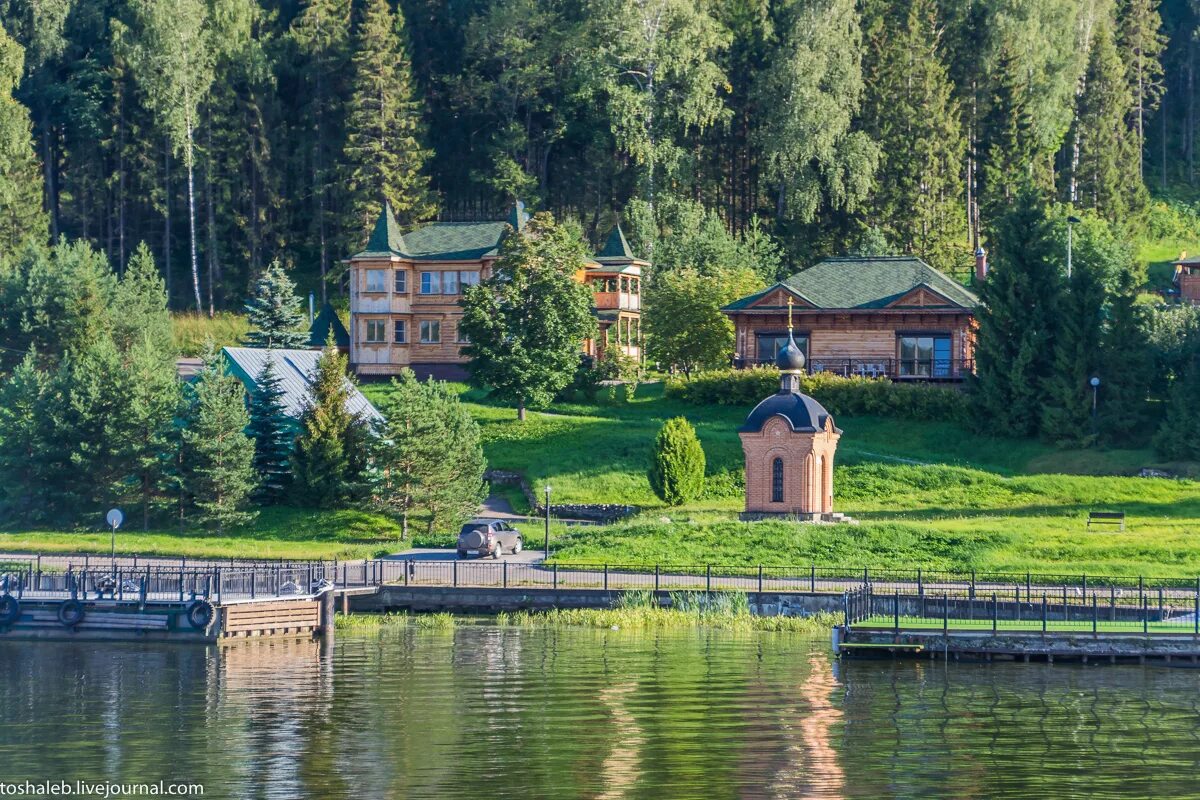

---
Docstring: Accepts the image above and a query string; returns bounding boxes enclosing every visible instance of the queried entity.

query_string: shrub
[665,367,969,422]
[649,416,706,505]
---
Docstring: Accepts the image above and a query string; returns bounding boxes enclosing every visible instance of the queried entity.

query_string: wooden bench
[1087,511,1126,531]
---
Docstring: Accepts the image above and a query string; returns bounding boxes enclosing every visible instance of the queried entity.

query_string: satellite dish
[106,508,124,529]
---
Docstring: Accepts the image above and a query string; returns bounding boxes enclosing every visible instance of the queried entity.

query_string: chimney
[974,247,988,282]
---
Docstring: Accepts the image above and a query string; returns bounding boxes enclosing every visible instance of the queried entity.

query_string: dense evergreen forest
[0,0,1195,309]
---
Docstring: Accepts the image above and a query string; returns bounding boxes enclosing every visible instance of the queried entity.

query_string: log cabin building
[347,202,644,379]
[722,256,979,381]
[1172,253,1200,304]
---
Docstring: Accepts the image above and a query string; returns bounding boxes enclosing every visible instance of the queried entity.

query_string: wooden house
[347,203,643,379]
[722,256,979,381]
[1172,254,1200,304]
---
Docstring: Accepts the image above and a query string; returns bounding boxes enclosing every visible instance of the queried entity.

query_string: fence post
[863,566,868,588]
[404,561,409,587]
[503,560,508,589]
[942,593,948,634]
[810,565,816,592]
[604,564,608,592]
[1138,576,1144,608]
[453,559,458,588]
[1062,585,1068,623]
[1082,574,1087,595]
[992,593,997,633]
[917,568,923,597]
[970,570,976,599]
[1143,595,1148,634]
[843,591,849,625]
[553,563,558,590]
[1158,587,1164,622]
[758,565,763,594]
[1194,588,1198,637]
[1092,594,1098,635]
[654,564,659,592]
[894,591,900,632]
[1041,594,1047,633]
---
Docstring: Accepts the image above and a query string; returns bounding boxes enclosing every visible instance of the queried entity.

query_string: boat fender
[831,624,842,656]
[57,599,85,627]
[0,595,19,625]
[187,600,215,630]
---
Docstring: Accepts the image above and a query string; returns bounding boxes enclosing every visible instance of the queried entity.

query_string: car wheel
[493,546,502,559]
[512,539,523,554]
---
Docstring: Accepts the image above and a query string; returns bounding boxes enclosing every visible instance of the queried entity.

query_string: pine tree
[113,242,172,356]
[0,23,47,252]
[0,350,50,522]
[117,333,182,529]
[649,416,706,505]
[247,351,293,502]
[972,191,1064,438]
[459,213,597,420]
[243,260,309,349]
[181,356,257,531]
[342,0,434,243]
[1074,21,1145,224]
[417,380,487,535]
[291,342,364,507]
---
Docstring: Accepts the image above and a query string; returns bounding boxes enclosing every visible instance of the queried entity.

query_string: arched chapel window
[771,457,784,503]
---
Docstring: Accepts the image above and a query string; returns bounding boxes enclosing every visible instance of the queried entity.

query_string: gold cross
[787,296,794,333]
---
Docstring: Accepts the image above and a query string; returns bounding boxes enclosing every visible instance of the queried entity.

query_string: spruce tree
[1116,0,1166,179]
[291,341,364,508]
[1098,272,1152,445]
[1153,358,1200,461]
[0,23,47,252]
[860,0,968,275]
[247,351,293,502]
[972,191,1064,438]
[342,0,434,242]
[417,380,486,535]
[649,416,706,506]
[243,260,309,349]
[181,356,257,531]
[1074,21,1144,224]
[979,45,1038,217]
[1039,257,1105,446]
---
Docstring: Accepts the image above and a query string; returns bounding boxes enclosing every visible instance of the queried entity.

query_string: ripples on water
[2,627,1200,799]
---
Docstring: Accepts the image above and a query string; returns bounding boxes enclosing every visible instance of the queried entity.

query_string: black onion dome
[739,391,837,434]
[775,333,806,372]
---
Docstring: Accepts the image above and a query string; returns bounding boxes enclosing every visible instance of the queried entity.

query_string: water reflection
[2,629,1199,799]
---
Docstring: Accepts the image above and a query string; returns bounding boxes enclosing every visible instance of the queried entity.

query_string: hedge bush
[664,367,969,422]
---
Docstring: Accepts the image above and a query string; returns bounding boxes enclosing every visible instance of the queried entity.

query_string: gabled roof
[357,202,407,257]
[221,347,383,423]
[308,303,350,349]
[723,256,978,312]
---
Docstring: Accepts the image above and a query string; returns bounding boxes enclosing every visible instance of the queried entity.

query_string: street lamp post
[1090,376,1101,438]
[1067,215,1082,279]
[543,485,551,560]
[105,508,123,574]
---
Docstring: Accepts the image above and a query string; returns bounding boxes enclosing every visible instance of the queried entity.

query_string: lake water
[2,626,1199,799]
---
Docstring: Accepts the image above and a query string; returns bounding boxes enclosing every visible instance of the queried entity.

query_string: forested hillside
[0,0,1195,309]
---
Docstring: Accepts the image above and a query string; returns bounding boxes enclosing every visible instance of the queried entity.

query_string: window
[460,270,480,289]
[419,320,441,343]
[898,335,952,378]
[365,270,386,293]
[593,279,606,293]
[620,277,629,293]
[365,319,386,343]
[443,270,459,295]
[393,320,406,344]
[630,278,639,293]
[771,458,784,503]
[456,324,470,344]
[394,270,408,293]
[756,333,809,365]
[420,271,441,295]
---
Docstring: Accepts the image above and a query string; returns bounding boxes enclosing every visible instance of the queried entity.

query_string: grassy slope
[171,311,251,356]
[361,382,1200,579]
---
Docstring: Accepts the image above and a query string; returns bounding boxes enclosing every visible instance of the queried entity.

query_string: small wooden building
[1172,254,1200,304]
[722,256,979,381]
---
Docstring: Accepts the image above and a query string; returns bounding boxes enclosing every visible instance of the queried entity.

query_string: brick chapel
[739,300,843,520]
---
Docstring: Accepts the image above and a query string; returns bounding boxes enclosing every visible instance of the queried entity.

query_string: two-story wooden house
[722,256,979,380]
[347,203,644,379]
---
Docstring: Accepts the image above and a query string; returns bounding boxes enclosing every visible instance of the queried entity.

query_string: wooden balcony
[734,354,974,381]
[593,292,640,311]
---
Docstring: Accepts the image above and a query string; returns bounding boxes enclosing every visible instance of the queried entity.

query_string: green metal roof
[352,202,532,261]
[723,256,979,311]
[595,225,641,263]
[308,303,350,348]
[356,202,407,257]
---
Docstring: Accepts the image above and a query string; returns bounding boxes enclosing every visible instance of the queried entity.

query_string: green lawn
[362,382,1200,579]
